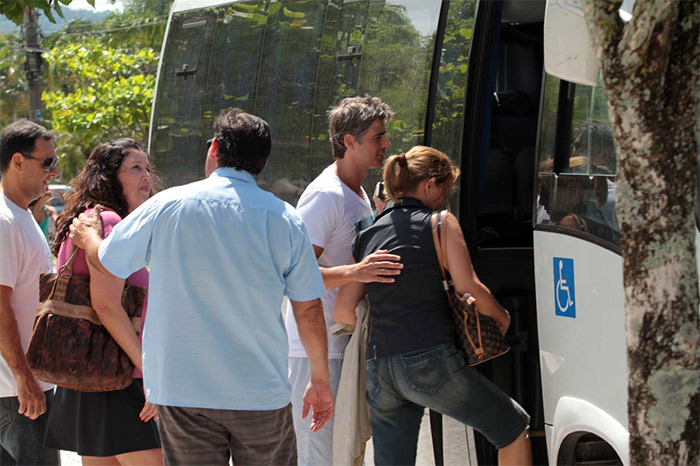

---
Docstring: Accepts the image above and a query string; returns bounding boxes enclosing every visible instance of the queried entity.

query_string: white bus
[149,0,631,463]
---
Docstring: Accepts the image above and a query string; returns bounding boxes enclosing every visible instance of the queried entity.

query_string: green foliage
[0,33,29,128]
[0,0,89,25]
[0,0,170,181]
[42,37,156,178]
[97,0,171,51]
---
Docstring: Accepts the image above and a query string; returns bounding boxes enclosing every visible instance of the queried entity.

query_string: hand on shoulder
[70,205,105,248]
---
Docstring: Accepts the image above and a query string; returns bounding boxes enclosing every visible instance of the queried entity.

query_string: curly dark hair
[52,138,160,255]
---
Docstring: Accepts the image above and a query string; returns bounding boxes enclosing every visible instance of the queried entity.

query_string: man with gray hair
[285,95,403,465]
[0,119,59,465]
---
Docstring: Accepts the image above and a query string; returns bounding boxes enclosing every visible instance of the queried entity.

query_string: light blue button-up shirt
[98,168,326,410]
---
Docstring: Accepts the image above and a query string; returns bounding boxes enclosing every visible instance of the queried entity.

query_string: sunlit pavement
[60,450,80,466]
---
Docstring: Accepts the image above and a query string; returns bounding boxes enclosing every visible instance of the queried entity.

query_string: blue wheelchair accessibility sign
[553,257,576,318]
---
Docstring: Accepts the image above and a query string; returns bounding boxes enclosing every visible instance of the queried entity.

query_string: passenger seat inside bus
[478,26,541,248]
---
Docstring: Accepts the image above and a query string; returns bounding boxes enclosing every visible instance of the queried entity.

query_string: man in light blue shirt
[71,109,333,465]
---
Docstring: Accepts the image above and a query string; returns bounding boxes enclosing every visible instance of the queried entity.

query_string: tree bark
[582,0,699,464]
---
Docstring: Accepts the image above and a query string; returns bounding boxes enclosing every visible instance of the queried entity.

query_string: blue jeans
[0,390,59,466]
[366,343,529,466]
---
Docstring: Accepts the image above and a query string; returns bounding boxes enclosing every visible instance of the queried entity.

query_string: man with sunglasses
[0,119,59,465]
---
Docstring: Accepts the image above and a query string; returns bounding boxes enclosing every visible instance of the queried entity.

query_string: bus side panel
[533,231,628,458]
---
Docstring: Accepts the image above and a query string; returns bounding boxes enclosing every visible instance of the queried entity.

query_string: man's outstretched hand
[301,381,334,432]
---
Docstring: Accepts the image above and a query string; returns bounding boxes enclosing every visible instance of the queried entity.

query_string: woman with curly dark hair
[44,138,163,465]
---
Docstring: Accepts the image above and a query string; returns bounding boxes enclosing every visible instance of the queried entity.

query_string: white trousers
[288,357,343,466]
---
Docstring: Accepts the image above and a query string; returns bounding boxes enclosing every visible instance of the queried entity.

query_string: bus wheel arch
[556,431,623,465]
[551,397,629,465]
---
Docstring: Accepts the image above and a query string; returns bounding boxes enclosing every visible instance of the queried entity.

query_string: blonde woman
[334,146,531,465]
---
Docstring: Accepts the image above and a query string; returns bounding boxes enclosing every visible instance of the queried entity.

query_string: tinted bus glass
[151,0,475,209]
[432,0,476,214]
[536,73,620,247]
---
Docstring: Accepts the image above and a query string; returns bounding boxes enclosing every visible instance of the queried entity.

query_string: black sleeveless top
[352,197,455,357]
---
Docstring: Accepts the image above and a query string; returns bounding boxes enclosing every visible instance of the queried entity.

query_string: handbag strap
[49,245,79,302]
[35,299,141,332]
[430,210,449,281]
[430,211,484,355]
[58,245,79,275]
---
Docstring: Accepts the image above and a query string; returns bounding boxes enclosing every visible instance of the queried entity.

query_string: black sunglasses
[21,152,59,172]
[206,138,215,150]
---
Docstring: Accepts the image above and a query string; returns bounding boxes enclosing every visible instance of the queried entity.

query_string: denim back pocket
[399,346,448,394]
[0,397,11,430]
[365,358,381,401]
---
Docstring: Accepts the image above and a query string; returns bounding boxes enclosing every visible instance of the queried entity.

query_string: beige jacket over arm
[331,297,371,466]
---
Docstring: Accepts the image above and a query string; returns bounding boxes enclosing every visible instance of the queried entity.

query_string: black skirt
[44,379,161,457]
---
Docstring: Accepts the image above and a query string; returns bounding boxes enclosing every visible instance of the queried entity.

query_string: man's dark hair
[0,119,55,174]
[213,108,271,176]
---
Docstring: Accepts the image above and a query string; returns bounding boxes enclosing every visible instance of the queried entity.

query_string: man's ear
[207,139,221,167]
[11,152,24,171]
[343,133,356,152]
[209,138,219,158]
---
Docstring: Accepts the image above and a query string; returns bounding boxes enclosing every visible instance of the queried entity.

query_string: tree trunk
[23,7,43,122]
[583,1,699,464]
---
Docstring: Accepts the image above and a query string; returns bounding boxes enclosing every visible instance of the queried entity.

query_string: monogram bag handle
[49,245,79,302]
[430,210,484,357]
[51,207,103,301]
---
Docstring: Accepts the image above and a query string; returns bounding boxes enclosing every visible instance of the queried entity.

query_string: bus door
[452,0,549,463]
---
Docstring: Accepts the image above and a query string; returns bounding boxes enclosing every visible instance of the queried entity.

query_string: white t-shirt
[286,164,373,359]
[0,194,53,396]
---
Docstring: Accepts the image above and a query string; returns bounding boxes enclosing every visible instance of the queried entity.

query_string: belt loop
[373,345,378,360]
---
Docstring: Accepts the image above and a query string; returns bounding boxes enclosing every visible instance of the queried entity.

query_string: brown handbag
[430,211,510,366]
[25,245,146,392]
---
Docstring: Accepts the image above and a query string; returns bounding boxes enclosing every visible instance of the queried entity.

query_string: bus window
[206,2,268,114]
[309,0,445,198]
[152,0,476,207]
[151,8,217,186]
[431,0,477,215]
[242,1,328,199]
[536,73,620,248]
